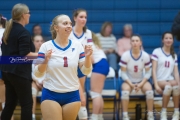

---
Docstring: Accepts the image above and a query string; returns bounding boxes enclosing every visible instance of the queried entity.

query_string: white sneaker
[172,111,179,120]
[147,114,154,120]
[160,111,167,120]
[123,115,130,120]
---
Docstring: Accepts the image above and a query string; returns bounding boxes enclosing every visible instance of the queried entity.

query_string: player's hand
[35,80,43,89]
[45,49,52,61]
[155,84,162,94]
[84,45,93,57]
[134,83,140,92]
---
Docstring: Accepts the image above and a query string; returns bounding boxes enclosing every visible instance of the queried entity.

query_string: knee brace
[172,86,179,96]
[78,106,88,119]
[146,90,154,99]
[32,87,38,97]
[163,85,172,96]
[121,91,130,100]
[90,91,101,99]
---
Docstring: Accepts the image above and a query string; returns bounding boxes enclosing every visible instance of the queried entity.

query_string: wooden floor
[9,98,175,120]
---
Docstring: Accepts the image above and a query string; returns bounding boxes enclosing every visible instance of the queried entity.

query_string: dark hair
[0,14,7,28]
[131,34,142,41]
[100,22,112,36]
[162,32,175,59]
[32,24,41,35]
[72,8,87,32]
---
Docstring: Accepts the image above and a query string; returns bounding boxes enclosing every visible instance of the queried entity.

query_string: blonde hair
[100,22,112,36]
[92,32,101,48]
[3,3,29,44]
[50,15,66,39]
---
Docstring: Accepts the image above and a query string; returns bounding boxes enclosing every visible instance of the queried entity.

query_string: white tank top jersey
[151,48,178,81]
[69,28,106,63]
[0,28,5,56]
[37,40,85,93]
[119,50,151,83]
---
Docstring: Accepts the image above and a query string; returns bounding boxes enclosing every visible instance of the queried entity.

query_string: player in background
[120,35,154,120]
[33,14,92,120]
[31,35,44,120]
[152,32,179,120]
[69,9,109,120]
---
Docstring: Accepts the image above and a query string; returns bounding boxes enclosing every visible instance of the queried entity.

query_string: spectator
[116,24,133,57]
[32,24,51,41]
[96,22,117,72]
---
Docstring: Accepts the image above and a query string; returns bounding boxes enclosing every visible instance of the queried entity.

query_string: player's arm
[138,55,152,88]
[121,66,134,87]
[173,56,179,85]
[78,45,93,75]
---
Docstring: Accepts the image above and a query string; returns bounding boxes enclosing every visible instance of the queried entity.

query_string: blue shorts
[92,58,109,76]
[41,88,80,106]
[77,67,86,78]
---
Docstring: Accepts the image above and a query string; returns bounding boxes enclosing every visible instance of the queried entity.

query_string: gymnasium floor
[12,99,174,120]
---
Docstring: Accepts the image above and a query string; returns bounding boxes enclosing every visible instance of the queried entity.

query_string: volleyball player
[152,32,179,120]
[31,35,44,120]
[33,14,92,120]
[69,9,109,120]
[120,35,154,120]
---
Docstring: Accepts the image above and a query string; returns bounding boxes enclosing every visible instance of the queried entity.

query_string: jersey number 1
[63,57,68,67]
[165,61,170,68]
[134,66,138,72]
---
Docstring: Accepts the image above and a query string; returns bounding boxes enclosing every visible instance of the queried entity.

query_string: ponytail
[3,19,13,44]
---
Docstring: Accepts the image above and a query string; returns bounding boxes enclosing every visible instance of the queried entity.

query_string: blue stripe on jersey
[120,60,127,65]
[73,29,84,39]
[79,52,85,59]
[38,52,45,59]
[52,40,72,51]
[161,48,171,57]
[152,54,158,59]
[130,50,142,61]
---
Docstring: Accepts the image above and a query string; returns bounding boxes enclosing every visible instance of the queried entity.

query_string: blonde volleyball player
[120,35,154,120]
[31,35,44,120]
[152,32,179,120]
[69,9,109,120]
[33,15,92,120]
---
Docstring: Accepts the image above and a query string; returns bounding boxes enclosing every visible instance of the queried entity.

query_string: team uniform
[0,28,5,79]
[36,39,85,105]
[151,48,178,81]
[119,50,151,83]
[69,29,109,77]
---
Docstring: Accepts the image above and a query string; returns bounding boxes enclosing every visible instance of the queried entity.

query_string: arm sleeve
[151,49,159,61]
[144,54,152,68]
[79,44,85,63]
[33,43,46,64]
[18,30,31,56]
[119,52,128,67]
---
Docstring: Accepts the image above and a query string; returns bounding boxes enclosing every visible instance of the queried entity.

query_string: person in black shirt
[172,11,180,41]
[0,3,37,120]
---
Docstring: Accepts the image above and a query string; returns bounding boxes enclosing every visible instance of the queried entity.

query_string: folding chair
[118,69,149,120]
[85,67,118,120]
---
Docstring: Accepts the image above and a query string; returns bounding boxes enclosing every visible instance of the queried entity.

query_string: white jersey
[119,50,151,83]
[37,40,85,93]
[151,48,178,81]
[0,28,5,56]
[69,29,106,63]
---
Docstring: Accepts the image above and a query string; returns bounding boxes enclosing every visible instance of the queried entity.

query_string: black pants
[1,72,32,120]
